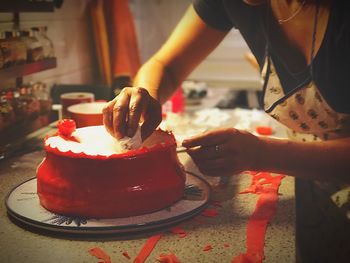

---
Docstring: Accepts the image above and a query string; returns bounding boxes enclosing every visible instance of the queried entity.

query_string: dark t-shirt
[193,0,350,113]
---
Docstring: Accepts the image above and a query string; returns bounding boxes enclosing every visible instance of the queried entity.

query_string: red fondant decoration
[58,119,76,137]
[37,130,186,218]
[232,172,285,263]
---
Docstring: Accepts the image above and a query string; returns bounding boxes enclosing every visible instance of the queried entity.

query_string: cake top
[45,120,176,158]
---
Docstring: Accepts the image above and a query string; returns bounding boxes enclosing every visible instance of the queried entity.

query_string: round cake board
[5,173,210,236]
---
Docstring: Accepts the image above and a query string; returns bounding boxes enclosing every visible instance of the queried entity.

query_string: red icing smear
[133,234,162,263]
[88,247,112,263]
[122,251,131,260]
[203,245,213,252]
[156,253,181,263]
[170,226,188,238]
[232,172,285,263]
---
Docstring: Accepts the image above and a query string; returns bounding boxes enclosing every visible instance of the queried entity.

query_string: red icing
[232,172,285,263]
[134,234,162,263]
[36,129,186,218]
[88,247,112,263]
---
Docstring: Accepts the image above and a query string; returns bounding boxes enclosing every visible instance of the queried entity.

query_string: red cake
[36,120,186,218]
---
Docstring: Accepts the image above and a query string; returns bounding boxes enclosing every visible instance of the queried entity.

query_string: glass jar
[39,26,55,58]
[0,31,14,68]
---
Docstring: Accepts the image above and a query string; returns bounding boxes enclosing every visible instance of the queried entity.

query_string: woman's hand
[103,87,162,140]
[182,128,264,177]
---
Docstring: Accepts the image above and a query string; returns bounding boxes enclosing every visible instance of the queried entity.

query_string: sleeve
[193,0,234,31]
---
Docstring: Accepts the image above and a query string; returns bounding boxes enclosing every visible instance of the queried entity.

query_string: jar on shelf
[0,31,14,68]
[2,31,27,66]
[21,28,44,63]
[39,26,55,58]
[0,91,16,130]
[18,84,40,120]
[32,82,52,115]
[12,30,27,65]
[0,46,4,69]
[30,27,44,61]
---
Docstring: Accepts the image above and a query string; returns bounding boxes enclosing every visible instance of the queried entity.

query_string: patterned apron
[261,40,350,263]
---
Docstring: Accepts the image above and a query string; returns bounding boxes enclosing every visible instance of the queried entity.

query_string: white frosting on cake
[46,125,142,156]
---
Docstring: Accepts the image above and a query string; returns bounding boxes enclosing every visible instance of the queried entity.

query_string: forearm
[257,136,350,183]
[134,5,228,104]
[133,57,180,104]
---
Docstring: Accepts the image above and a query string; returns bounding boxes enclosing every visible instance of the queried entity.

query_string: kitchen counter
[0,103,295,262]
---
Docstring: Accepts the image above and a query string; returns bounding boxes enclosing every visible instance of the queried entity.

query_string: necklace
[277,0,307,24]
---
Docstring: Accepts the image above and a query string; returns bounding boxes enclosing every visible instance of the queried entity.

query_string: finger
[140,99,162,140]
[126,87,149,137]
[102,99,117,136]
[187,143,226,160]
[112,90,130,139]
[102,106,113,135]
[182,128,235,148]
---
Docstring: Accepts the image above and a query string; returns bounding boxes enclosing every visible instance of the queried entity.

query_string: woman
[103,0,350,261]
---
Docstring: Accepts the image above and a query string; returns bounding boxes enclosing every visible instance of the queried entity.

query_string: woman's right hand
[103,87,162,140]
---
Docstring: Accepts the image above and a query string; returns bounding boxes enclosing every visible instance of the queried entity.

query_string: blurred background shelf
[0,1,55,13]
[0,58,57,82]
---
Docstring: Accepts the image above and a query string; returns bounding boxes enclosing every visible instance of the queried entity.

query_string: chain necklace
[277,0,307,24]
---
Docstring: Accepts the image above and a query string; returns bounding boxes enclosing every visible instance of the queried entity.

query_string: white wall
[0,0,97,89]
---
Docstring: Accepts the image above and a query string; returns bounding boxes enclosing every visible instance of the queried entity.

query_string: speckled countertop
[0,100,295,262]
[0,149,295,263]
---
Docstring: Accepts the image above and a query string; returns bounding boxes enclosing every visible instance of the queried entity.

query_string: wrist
[252,136,287,172]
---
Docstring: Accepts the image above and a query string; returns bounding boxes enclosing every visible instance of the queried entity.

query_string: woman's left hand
[182,128,263,177]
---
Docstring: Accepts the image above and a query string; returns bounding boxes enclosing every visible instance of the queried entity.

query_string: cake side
[37,124,186,218]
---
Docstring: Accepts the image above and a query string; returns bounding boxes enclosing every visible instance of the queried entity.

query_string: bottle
[33,82,52,115]
[39,26,55,58]
[28,28,44,62]
[12,30,27,65]
[0,90,15,129]
[161,86,185,119]
[0,31,14,67]
[0,45,3,69]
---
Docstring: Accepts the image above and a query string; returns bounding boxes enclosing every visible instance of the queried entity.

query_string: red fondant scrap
[201,208,219,218]
[156,253,181,263]
[170,226,188,238]
[88,247,112,263]
[232,172,285,263]
[133,234,162,263]
[256,126,273,136]
[122,251,131,259]
[203,244,213,252]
